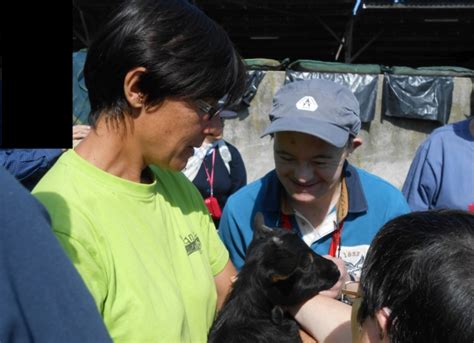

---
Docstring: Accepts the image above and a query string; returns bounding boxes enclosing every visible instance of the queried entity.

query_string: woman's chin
[290,192,318,204]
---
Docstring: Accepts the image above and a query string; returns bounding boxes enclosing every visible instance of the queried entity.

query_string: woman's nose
[294,162,313,182]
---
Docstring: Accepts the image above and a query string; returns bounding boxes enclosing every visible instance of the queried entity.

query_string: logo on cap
[296,96,318,112]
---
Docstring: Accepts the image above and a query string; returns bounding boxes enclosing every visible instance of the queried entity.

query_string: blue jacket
[219,163,410,277]
[0,166,111,342]
[402,118,474,211]
[0,149,63,190]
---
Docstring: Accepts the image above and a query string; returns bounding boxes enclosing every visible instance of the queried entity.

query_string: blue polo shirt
[218,163,410,278]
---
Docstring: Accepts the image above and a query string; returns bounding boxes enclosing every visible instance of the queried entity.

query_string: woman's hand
[73,125,91,140]
[72,125,91,148]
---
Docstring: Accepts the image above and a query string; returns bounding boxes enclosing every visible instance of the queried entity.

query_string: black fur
[209,213,340,343]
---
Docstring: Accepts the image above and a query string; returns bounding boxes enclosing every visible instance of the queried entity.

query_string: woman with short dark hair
[33,0,246,341]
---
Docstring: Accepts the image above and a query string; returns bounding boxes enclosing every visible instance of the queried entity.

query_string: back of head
[359,210,474,343]
[84,0,246,127]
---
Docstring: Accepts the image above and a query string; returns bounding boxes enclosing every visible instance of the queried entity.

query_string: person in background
[0,125,91,190]
[219,79,410,298]
[32,0,246,341]
[183,109,247,228]
[291,209,474,343]
[402,116,474,212]
[0,166,111,342]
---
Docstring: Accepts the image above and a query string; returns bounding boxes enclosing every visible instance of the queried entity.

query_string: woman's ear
[124,67,147,108]
[375,307,391,342]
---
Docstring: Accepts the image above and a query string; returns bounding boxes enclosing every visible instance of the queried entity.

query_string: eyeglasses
[196,99,224,120]
[342,281,363,342]
[341,281,361,305]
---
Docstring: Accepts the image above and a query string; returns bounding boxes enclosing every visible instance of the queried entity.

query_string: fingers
[73,125,91,140]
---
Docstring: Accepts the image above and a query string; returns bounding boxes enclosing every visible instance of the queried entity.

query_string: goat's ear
[253,212,273,240]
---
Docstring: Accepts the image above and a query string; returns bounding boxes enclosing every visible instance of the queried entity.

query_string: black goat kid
[209,213,340,342]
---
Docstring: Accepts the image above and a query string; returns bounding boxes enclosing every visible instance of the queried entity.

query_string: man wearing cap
[218,79,409,291]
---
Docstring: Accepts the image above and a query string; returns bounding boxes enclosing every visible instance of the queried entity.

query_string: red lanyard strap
[280,213,343,257]
[203,149,216,196]
[328,221,344,257]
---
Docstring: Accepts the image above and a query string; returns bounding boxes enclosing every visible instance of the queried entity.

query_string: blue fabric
[0,80,3,145]
[72,50,90,125]
[219,163,410,271]
[402,118,474,211]
[0,149,63,190]
[0,166,111,342]
[262,79,361,148]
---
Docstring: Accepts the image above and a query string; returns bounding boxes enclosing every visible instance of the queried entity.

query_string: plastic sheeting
[285,71,378,123]
[288,59,381,74]
[230,70,267,110]
[382,74,453,124]
[244,58,289,71]
[242,71,266,106]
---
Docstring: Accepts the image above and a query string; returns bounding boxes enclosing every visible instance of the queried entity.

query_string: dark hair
[358,210,474,343]
[84,0,246,127]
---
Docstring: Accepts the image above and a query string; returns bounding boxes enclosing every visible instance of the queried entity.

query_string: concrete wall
[223,72,472,189]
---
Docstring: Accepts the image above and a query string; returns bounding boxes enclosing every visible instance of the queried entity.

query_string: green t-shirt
[33,150,229,342]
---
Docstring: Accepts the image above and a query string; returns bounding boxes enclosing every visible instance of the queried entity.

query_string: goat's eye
[301,253,314,271]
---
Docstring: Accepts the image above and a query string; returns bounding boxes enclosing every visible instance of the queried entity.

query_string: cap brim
[260,116,349,148]
[219,110,238,119]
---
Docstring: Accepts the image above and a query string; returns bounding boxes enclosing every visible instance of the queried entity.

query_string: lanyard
[203,149,216,196]
[280,213,344,257]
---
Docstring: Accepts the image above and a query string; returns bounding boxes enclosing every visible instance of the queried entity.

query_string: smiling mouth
[292,180,318,188]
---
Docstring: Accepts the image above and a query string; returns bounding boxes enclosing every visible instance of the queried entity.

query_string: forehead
[271,230,309,250]
[274,131,342,156]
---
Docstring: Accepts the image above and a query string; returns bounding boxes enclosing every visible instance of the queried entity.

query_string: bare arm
[290,295,352,343]
[214,259,237,311]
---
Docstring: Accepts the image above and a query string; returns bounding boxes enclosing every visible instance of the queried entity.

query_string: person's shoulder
[425,120,467,142]
[416,120,471,155]
[152,165,206,206]
[223,140,237,150]
[226,170,275,205]
[225,178,260,203]
[221,140,243,158]
[0,167,47,217]
[32,152,100,229]
[0,167,54,244]
[32,151,75,194]
[353,167,409,214]
[354,167,403,195]
[152,165,194,189]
